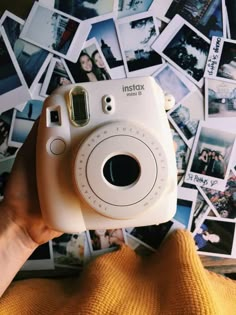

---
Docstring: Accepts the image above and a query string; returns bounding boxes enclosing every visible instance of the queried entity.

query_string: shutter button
[50,139,66,155]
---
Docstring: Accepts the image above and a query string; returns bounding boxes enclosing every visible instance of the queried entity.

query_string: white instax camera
[36,77,177,233]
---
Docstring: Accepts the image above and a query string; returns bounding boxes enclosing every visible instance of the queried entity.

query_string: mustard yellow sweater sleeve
[1,230,236,315]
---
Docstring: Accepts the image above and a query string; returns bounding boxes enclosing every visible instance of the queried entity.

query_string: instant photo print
[185,121,236,191]
[115,11,163,77]
[0,30,31,112]
[19,2,91,62]
[65,37,112,84]
[155,0,226,39]
[152,14,211,88]
[0,11,52,93]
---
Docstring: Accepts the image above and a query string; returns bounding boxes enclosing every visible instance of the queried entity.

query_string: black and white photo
[205,78,236,119]
[185,121,236,191]
[152,63,196,106]
[66,38,112,83]
[152,14,210,87]
[40,57,74,97]
[1,11,52,92]
[168,89,204,147]
[0,31,31,111]
[116,12,163,77]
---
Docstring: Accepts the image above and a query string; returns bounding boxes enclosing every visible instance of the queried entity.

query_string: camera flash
[102,95,115,114]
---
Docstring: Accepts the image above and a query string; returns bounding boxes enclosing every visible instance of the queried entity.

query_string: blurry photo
[88,229,126,254]
[117,0,154,19]
[171,128,190,177]
[0,110,17,159]
[0,157,14,199]
[206,78,236,118]
[165,0,225,38]
[53,0,115,20]
[52,233,89,268]
[22,241,54,270]
[153,63,196,105]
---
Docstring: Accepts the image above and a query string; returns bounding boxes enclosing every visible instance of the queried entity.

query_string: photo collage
[0,0,236,273]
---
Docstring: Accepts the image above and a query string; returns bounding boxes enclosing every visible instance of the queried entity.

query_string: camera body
[36,77,177,233]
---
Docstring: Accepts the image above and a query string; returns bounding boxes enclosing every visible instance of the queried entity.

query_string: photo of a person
[202,173,236,219]
[197,149,209,174]
[89,229,125,251]
[194,223,220,250]
[92,50,111,80]
[190,126,235,180]
[194,219,235,256]
[66,40,112,84]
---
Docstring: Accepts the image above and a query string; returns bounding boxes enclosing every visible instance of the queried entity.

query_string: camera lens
[103,154,140,187]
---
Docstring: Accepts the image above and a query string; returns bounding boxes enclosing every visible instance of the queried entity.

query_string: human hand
[0,120,62,249]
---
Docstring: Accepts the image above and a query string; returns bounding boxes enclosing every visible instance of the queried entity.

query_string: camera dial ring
[73,121,168,220]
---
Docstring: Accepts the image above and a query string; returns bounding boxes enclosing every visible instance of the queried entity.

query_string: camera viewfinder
[68,86,89,126]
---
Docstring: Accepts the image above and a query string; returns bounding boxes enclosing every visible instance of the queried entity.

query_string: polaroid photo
[66,37,112,83]
[168,89,204,148]
[193,217,236,258]
[205,36,236,82]
[173,186,198,230]
[152,63,197,107]
[40,57,74,97]
[0,11,53,93]
[171,128,190,178]
[0,29,31,112]
[152,14,211,88]
[184,121,236,191]
[116,0,154,19]
[8,100,43,148]
[19,2,91,63]
[52,233,91,269]
[87,228,127,257]
[115,12,163,77]
[205,77,236,120]
[87,15,126,78]
[125,219,185,251]
[225,0,236,40]
[125,233,155,256]
[154,0,226,39]
[0,109,18,160]
[21,241,54,271]
[39,0,117,22]
[0,156,15,200]
[200,172,236,219]
[30,63,52,100]
[188,187,211,234]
